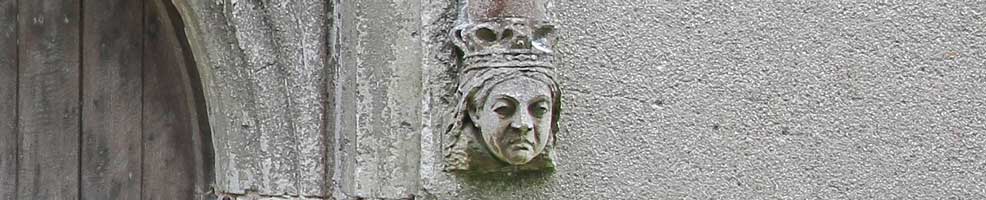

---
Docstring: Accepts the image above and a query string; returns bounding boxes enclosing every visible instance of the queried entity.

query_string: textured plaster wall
[423,0,986,199]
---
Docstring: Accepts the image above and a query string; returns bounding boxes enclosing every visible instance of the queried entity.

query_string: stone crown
[452,17,556,72]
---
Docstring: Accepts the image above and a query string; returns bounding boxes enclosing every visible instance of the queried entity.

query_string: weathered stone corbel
[445,0,560,173]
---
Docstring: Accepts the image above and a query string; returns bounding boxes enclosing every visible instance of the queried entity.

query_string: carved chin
[501,147,536,165]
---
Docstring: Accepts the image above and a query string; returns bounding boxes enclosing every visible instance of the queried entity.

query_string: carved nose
[511,112,534,132]
[512,112,538,145]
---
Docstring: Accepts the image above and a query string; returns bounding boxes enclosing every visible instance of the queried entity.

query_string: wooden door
[0,0,213,199]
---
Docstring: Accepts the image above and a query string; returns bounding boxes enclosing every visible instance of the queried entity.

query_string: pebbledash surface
[420,0,986,199]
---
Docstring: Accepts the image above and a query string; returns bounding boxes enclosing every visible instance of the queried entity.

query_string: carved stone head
[445,69,560,173]
[469,76,553,165]
[445,0,560,173]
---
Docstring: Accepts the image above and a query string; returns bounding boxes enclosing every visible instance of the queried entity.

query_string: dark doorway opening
[0,0,215,199]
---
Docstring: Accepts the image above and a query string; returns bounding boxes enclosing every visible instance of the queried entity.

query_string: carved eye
[476,27,497,42]
[494,105,513,118]
[531,104,549,118]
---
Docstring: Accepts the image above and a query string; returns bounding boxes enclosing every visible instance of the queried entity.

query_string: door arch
[0,0,214,199]
[141,0,215,198]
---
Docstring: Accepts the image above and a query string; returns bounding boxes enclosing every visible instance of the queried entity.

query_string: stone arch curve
[167,0,331,197]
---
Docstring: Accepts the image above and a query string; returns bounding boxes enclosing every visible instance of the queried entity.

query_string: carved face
[470,77,553,165]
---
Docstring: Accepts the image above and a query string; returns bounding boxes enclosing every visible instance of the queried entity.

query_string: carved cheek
[491,117,508,144]
[481,111,501,142]
[534,113,551,149]
[481,110,509,152]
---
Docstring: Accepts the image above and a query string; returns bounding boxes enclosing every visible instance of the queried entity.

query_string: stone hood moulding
[444,0,561,174]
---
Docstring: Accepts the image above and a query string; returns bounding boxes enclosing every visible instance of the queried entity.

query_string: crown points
[466,0,546,21]
[452,0,555,72]
[454,18,554,53]
[452,19,556,71]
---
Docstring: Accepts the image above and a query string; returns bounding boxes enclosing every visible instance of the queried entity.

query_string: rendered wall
[422,0,986,199]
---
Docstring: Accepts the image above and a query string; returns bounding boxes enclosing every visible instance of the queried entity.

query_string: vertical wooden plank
[80,0,142,199]
[16,0,82,199]
[143,0,209,199]
[0,0,17,198]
